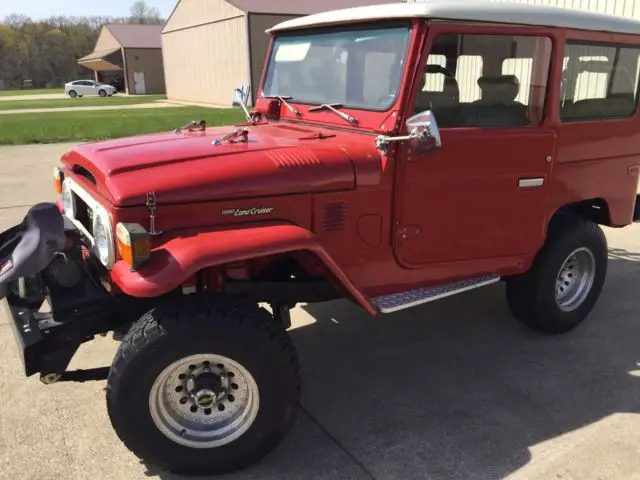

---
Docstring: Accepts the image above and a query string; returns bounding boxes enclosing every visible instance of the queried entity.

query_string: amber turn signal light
[53,166,64,194]
[116,223,151,271]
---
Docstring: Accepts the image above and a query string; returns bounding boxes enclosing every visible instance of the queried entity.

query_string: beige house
[78,24,166,95]
[161,0,395,106]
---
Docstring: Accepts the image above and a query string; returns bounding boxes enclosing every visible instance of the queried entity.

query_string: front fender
[110,223,377,315]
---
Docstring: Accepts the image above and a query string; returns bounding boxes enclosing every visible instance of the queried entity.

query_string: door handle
[518,178,544,188]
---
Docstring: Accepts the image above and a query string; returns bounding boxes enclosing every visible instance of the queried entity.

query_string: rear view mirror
[375,109,442,155]
[233,84,252,122]
[406,110,442,153]
[232,84,251,107]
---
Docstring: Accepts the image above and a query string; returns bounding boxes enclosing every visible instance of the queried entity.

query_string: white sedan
[64,80,117,98]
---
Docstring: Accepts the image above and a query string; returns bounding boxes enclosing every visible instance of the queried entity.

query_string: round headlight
[61,182,75,218]
[92,209,114,268]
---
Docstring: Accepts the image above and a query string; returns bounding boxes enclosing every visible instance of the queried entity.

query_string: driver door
[77,81,92,95]
[393,25,557,271]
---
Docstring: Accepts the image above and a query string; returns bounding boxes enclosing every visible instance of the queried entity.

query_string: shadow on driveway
[150,248,640,480]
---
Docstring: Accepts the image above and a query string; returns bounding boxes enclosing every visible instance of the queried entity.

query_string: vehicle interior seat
[458,74,529,127]
[413,65,461,127]
[561,64,637,120]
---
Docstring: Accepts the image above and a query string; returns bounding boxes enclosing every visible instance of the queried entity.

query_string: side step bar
[372,274,500,314]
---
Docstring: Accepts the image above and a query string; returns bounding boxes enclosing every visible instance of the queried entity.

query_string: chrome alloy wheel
[149,354,259,448]
[555,247,596,312]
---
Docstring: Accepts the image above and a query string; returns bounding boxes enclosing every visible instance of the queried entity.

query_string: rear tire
[506,214,608,334]
[106,296,300,476]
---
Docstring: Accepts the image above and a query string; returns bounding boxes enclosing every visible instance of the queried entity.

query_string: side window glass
[415,34,552,128]
[560,42,640,121]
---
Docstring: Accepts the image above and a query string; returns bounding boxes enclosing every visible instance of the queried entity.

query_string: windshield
[262,24,411,111]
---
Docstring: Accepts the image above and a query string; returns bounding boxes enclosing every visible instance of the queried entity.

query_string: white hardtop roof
[268,0,640,36]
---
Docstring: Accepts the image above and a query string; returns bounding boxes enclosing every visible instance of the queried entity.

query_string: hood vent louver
[268,148,323,169]
[71,165,97,185]
[322,202,347,232]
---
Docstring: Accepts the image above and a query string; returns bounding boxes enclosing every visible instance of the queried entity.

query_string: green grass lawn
[0,107,247,145]
[0,88,62,97]
[0,94,167,111]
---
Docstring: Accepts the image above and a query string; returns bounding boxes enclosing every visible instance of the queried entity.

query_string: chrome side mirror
[406,110,441,152]
[375,109,442,155]
[233,84,252,121]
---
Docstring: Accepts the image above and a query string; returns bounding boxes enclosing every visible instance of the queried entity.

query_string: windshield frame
[259,20,414,114]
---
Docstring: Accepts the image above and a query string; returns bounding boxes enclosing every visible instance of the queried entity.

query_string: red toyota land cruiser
[3,1,640,475]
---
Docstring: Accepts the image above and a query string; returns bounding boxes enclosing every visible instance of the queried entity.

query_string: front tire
[106,297,300,475]
[68,90,77,98]
[506,214,608,334]
[99,89,107,97]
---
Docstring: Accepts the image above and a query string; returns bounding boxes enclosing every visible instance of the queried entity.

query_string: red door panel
[394,128,555,267]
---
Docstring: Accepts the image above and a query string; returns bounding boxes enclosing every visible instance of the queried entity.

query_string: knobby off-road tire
[105,296,301,476]
[506,214,608,334]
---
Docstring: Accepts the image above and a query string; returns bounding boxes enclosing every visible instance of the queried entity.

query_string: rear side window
[560,42,640,121]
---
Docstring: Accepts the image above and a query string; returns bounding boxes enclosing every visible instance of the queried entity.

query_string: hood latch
[212,128,249,145]
[173,120,206,134]
[146,192,162,236]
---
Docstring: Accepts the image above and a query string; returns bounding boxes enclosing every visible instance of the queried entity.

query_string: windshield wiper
[264,95,301,116]
[308,103,358,125]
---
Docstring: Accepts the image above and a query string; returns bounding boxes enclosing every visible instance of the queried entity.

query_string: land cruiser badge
[221,207,275,217]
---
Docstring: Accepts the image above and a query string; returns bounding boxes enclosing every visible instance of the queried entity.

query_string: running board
[372,275,501,314]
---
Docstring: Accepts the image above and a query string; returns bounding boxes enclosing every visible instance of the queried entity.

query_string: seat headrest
[477,75,520,102]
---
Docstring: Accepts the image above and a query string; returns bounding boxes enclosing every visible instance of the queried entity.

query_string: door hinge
[399,225,422,241]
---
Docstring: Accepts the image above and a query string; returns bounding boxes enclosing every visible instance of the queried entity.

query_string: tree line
[0,1,164,89]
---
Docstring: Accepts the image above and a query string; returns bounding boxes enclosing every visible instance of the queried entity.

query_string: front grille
[73,192,93,237]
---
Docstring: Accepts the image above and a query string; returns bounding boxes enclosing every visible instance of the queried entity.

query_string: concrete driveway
[0,102,179,115]
[1,143,640,480]
[0,93,68,101]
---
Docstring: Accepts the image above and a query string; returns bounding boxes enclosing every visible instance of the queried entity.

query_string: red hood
[61,123,362,207]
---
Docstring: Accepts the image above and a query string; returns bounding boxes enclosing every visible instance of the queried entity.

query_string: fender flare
[110,222,378,316]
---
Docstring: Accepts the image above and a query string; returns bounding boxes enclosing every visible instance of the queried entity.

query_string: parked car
[3,0,640,476]
[64,80,117,98]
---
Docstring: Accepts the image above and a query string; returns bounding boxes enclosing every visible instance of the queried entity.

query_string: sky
[0,0,177,20]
